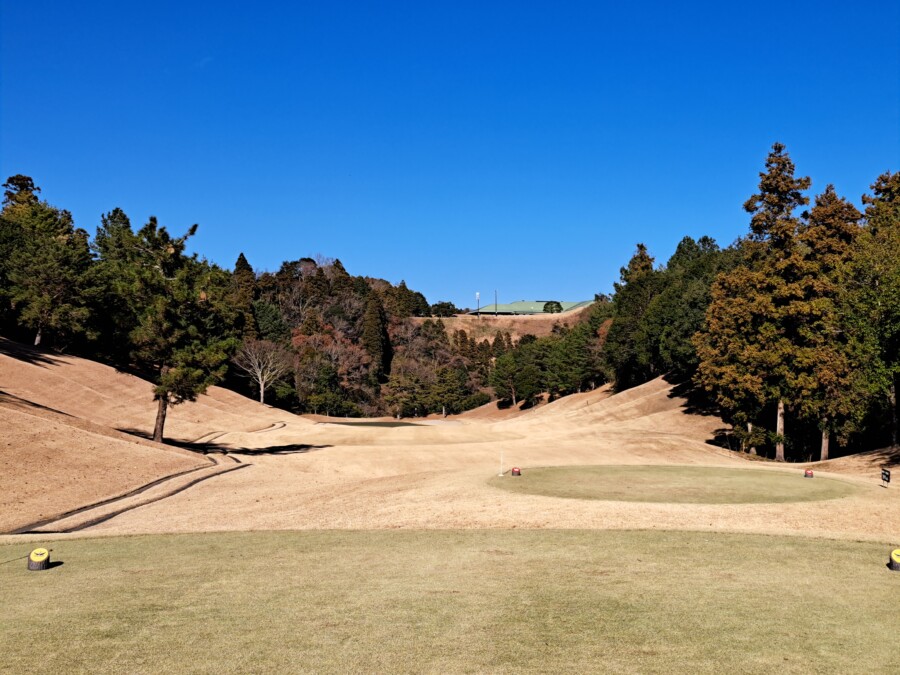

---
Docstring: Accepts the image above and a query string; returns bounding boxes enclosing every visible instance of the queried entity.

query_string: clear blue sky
[2,1,898,308]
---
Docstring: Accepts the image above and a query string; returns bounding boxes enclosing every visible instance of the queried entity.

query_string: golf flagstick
[499,448,504,477]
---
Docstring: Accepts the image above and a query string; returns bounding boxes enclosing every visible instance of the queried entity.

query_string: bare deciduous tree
[233,339,293,404]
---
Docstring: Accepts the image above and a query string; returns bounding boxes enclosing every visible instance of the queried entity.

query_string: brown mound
[4,338,896,543]
[0,401,206,532]
[414,304,593,342]
[0,337,304,532]
[804,445,900,481]
[0,337,306,442]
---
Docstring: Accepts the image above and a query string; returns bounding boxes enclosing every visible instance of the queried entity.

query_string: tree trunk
[820,421,830,462]
[747,422,756,455]
[153,395,168,443]
[259,384,265,404]
[890,378,898,447]
[775,399,785,461]
[33,326,42,347]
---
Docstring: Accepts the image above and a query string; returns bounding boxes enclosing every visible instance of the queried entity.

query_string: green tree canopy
[361,293,392,382]
[603,243,662,389]
[695,143,814,460]
[95,215,238,442]
[430,301,459,317]
[2,176,94,346]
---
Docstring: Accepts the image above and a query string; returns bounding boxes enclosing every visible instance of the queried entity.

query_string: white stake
[498,448,504,477]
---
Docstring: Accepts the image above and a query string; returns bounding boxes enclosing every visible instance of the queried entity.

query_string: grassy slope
[414,304,593,342]
[2,530,898,674]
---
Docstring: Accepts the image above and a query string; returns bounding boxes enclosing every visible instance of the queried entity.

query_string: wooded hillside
[1,143,897,459]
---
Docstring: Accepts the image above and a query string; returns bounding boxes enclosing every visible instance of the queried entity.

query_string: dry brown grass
[413,304,593,341]
[2,337,899,543]
[0,395,206,532]
[3,338,900,672]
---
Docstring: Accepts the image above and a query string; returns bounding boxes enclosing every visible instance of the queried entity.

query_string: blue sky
[2,1,898,308]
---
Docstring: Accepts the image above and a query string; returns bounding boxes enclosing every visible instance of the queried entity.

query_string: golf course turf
[489,465,863,503]
[2,530,898,674]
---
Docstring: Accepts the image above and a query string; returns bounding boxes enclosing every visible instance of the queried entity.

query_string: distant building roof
[469,300,593,315]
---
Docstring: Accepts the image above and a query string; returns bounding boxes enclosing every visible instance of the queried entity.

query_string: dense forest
[1,143,897,460]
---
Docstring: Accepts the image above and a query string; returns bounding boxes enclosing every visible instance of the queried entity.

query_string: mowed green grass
[2,531,899,674]
[489,465,862,503]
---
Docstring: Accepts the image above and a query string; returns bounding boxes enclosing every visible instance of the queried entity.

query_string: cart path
[14,454,249,534]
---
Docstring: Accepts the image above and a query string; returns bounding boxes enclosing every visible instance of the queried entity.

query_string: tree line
[598,144,899,460]
[0,176,490,438]
[460,144,898,460]
[2,142,897,461]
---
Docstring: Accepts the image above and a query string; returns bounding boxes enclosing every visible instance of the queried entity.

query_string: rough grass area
[489,465,863,503]
[329,421,422,427]
[2,531,898,674]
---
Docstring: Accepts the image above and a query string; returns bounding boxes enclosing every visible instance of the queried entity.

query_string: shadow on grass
[233,444,332,456]
[703,426,900,467]
[329,421,421,428]
[860,445,900,468]
[117,427,331,455]
[0,337,61,368]
[0,554,65,569]
[0,390,74,417]
[704,428,773,460]
[707,427,737,451]
[665,376,720,416]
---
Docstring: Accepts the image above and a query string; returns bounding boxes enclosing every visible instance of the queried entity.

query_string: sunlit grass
[2,530,898,673]
[489,465,863,503]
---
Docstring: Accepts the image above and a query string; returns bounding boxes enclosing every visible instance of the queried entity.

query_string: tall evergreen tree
[640,236,736,380]
[92,208,144,363]
[695,143,811,460]
[426,366,470,415]
[603,243,661,389]
[0,176,38,331]
[2,176,94,347]
[96,216,238,442]
[842,171,900,445]
[361,293,392,382]
[231,253,258,339]
[796,186,864,458]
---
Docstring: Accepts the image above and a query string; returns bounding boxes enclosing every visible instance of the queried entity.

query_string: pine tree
[91,208,140,362]
[695,143,811,460]
[842,171,900,445]
[797,186,864,458]
[0,176,38,331]
[491,353,521,405]
[2,176,94,347]
[604,243,661,389]
[492,330,508,357]
[96,216,238,442]
[231,253,258,339]
[426,366,470,415]
[638,236,737,380]
[361,293,391,382]
[253,300,290,342]
[383,371,425,417]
